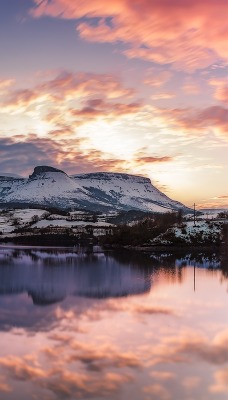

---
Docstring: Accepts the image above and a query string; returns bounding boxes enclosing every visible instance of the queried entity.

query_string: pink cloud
[150,371,176,381]
[143,383,170,400]
[182,84,200,95]
[0,72,145,153]
[182,376,201,389]
[144,70,172,88]
[0,379,11,393]
[70,98,142,122]
[210,368,228,393]
[0,79,15,94]
[148,329,228,367]
[209,78,228,105]
[30,0,228,71]
[151,93,176,100]
[215,87,228,105]
[0,352,133,399]
[157,105,228,140]
[1,71,136,113]
[0,356,46,381]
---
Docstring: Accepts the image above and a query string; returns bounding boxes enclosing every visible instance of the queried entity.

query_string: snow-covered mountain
[0,165,188,213]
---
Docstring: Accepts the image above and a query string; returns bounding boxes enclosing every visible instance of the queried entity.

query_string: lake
[0,246,228,400]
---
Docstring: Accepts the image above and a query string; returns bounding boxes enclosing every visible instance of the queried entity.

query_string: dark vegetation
[0,224,98,246]
[106,210,155,225]
[218,211,228,219]
[101,212,183,246]
[7,233,77,246]
[1,206,225,247]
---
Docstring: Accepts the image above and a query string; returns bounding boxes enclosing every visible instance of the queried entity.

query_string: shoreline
[123,244,222,252]
[0,240,224,253]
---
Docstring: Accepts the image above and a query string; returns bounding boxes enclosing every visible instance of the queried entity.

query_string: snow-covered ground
[0,207,226,243]
[0,208,113,236]
[198,209,228,220]
[151,220,223,245]
[34,220,112,228]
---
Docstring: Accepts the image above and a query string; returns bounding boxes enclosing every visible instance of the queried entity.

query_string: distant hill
[0,165,189,213]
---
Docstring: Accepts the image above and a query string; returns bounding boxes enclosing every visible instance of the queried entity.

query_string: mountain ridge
[0,165,189,213]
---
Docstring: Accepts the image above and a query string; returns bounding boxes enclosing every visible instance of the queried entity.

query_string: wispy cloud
[151,93,176,100]
[0,79,15,94]
[30,0,228,72]
[134,155,174,165]
[0,71,137,114]
[157,105,228,140]
[209,78,228,105]
[144,70,172,88]
[0,136,129,176]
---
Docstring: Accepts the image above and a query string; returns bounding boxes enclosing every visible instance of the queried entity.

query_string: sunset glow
[0,0,227,208]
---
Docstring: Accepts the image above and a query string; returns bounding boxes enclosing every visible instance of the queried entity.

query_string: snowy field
[0,208,113,236]
[151,220,224,245]
[0,207,226,243]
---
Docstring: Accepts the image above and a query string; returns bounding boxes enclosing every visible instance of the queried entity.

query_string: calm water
[0,246,228,400]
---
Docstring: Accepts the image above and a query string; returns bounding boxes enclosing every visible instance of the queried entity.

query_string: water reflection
[0,246,228,400]
[0,247,151,305]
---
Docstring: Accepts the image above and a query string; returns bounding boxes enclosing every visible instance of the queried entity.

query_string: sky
[0,0,227,209]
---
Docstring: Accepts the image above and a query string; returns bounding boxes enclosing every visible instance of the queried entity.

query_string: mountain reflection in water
[0,247,152,304]
[0,246,228,400]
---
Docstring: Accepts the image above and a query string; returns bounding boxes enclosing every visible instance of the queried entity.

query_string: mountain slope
[0,166,188,213]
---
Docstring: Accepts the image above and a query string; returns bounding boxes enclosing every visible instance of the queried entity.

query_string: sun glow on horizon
[0,0,227,208]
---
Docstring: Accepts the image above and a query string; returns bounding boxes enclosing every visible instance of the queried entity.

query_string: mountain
[0,165,188,213]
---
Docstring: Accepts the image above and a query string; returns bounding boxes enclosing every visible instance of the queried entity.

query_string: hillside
[0,165,188,213]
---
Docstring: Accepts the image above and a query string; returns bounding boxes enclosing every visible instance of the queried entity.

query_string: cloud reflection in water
[0,247,227,399]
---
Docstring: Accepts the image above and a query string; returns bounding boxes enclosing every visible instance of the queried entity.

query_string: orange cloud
[0,79,15,94]
[66,342,141,371]
[215,87,228,105]
[1,72,136,114]
[0,356,46,381]
[0,378,11,393]
[44,370,132,399]
[38,71,135,100]
[30,0,228,71]
[198,195,228,209]
[1,88,52,113]
[147,329,228,366]
[209,78,228,105]
[134,155,174,165]
[100,299,175,316]
[150,371,176,381]
[0,73,143,144]
[0,353,133,399]
[210,368,228,393]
